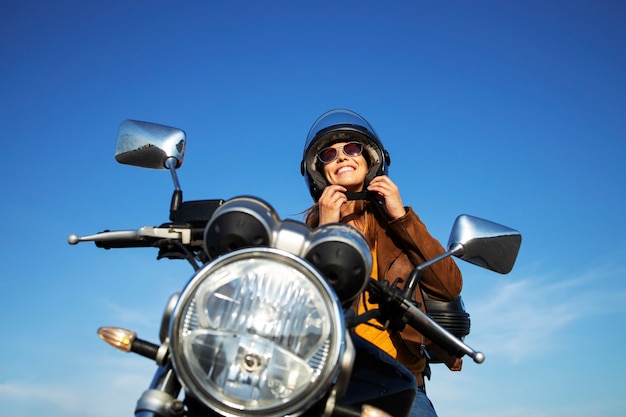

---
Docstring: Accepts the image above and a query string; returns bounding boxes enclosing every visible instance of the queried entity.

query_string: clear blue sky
[1,1,625,416]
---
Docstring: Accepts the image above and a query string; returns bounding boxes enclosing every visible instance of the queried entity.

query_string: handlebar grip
[402,299,484,363]
[95,238,157,249]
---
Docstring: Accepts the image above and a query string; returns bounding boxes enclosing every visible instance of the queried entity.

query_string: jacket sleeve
[386,207,462,301]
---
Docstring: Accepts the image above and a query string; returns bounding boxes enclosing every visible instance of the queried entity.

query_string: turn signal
[97,327,136,352]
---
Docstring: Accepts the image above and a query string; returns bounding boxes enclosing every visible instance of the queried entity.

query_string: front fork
[135,364,184,417]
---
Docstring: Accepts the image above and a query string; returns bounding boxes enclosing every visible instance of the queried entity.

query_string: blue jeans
[343,333,419,416]
[408,385,438,417]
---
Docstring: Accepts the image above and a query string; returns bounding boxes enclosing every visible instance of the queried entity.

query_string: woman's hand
[318,184,348,225]
[367,176,406,220]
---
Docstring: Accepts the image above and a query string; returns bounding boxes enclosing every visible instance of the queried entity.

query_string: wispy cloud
[430,248,626,416]
[0,355,155,417]
[0,382,82,415]
[467,255,626,361]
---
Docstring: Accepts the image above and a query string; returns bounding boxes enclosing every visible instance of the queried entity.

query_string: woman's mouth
[336,166,355,174]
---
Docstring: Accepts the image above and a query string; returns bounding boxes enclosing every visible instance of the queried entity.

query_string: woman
[301,109,463,417]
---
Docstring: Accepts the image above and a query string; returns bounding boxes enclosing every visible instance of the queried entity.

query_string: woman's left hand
[367,175,406,220]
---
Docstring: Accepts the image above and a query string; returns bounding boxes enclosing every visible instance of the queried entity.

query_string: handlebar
[367,279,485,364]
[68,199,223,250]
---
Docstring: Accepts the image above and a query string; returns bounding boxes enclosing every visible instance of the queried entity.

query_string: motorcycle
[68,120,521,417]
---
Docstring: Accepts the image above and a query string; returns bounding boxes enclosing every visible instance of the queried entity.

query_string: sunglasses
[317,142,364,164]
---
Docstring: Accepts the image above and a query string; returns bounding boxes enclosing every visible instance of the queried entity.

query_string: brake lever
[68,226,192,245]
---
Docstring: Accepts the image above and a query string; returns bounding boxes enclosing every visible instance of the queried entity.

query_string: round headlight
[170,247,345,416]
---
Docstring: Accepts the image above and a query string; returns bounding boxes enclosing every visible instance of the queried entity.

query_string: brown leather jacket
[372,206,463,385]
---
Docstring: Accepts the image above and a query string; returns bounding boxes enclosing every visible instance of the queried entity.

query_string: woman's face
[321,142,369,190]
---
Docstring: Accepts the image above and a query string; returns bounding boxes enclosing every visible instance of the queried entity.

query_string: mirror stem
[166,157,183,221]
[166,157,182,191]
[402,244,463,299]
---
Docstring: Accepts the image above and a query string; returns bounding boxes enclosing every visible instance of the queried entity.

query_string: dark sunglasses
[317,142,364,164]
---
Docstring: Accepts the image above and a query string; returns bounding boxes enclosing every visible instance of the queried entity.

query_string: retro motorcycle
[68,120,521,417]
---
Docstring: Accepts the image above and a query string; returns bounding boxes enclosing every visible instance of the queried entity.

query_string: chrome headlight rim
[170,247,346,417]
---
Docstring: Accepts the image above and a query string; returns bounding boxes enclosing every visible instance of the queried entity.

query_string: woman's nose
[336,151,348,162]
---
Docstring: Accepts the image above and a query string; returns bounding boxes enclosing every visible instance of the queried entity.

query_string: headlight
[170,247,345,417]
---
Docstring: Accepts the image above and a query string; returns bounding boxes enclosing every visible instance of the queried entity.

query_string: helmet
[301,109,390,201]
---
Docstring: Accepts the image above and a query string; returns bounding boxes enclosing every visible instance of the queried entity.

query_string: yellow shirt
[355,244,424,377]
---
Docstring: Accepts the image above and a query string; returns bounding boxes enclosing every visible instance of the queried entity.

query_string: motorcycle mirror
[447,214,521,274]
[115,120,187,221]
[115,120,186,169]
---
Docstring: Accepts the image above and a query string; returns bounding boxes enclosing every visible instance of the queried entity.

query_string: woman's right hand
[318,184,348,225]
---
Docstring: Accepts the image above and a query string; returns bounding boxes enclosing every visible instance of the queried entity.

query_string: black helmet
[301,109,390,201]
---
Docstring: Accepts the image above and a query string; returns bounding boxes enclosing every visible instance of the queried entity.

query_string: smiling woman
[301,109,463,417]
[301,109,391,203]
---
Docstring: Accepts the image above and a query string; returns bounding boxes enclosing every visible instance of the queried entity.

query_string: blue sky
[1,1,625,416]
